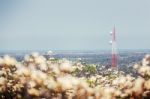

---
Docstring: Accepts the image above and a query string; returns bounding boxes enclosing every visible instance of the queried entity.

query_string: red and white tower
[110,26,118,69]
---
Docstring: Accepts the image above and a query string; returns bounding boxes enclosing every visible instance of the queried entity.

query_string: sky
[0,0,150,51]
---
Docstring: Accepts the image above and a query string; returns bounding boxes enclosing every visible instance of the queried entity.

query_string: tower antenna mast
[110,26,118,70]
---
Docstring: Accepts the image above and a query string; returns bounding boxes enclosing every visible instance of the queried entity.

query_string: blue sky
[0,0,150,50]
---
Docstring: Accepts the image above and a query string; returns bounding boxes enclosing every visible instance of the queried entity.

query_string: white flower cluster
[0,53,150,99]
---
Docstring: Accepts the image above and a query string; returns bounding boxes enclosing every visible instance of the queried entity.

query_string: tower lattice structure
[110,26,118,69]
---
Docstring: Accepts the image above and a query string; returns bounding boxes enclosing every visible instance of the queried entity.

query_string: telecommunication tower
[110,26,118,69]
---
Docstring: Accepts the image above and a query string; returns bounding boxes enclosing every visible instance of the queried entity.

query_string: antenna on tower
[110,26,118,70]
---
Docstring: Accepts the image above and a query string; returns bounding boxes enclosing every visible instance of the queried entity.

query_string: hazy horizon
[0,49,150,53]
[0,0,150,50]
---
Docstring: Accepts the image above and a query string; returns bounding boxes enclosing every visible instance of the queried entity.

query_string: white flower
[59,61,73,72]
[28,88,40,96]
[28,81,36,88]
[70,77,80,88]
[31,70,47,85]
[112,78,119,85]
[57,76,73,91]
[35,56,46,64]
[38,71,47,80]
[50,65,60,75]
[114,90,122,96]
[133,64,139,69]
[138,65,150,76]
[31,52,39,58]
[16,66,30,76]
[24,55,33,62]
[132,78,145,95]
[3,55,17,66]
[44,77,57,90]
[103,87,115,99]
[142,54,150,66]
[38,63,48,71]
